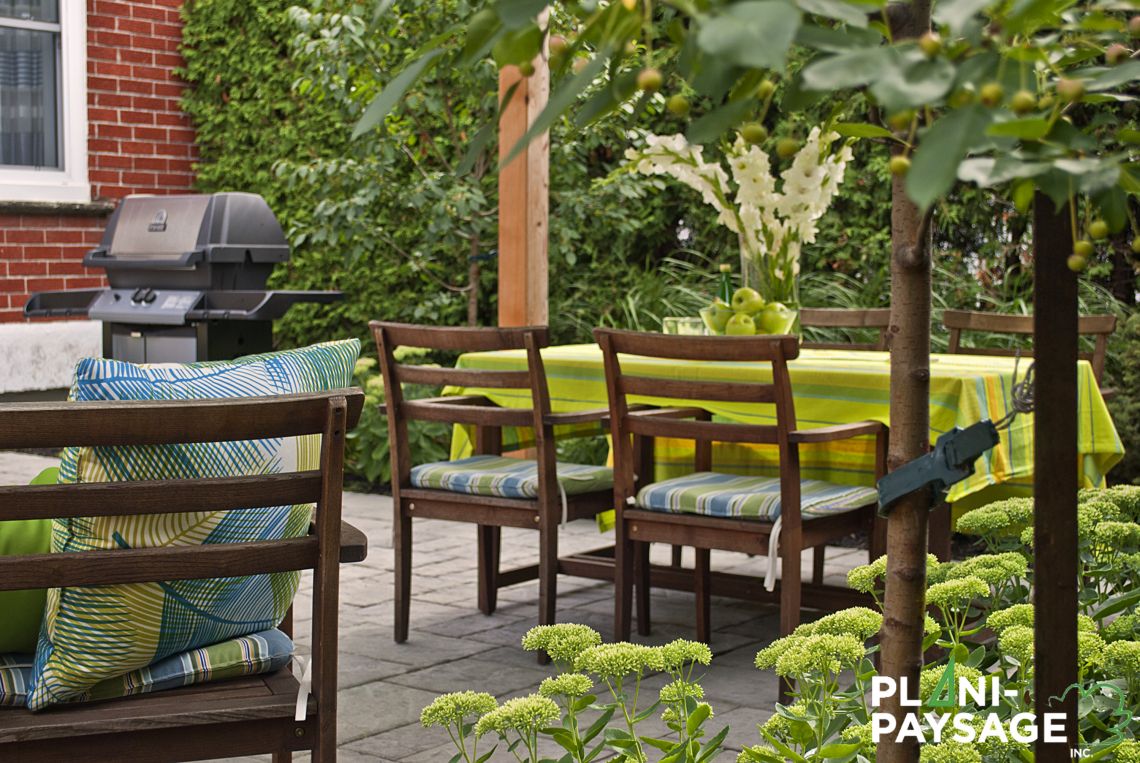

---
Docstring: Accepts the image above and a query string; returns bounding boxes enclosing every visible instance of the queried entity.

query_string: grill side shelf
[183,291,342,321]
[24,289,105,318]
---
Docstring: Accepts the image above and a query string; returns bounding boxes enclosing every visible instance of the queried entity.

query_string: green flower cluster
[998,625,1034,667]
[919,741,984,762]
[1103,613,1140,643]
[956,497,1033,540]
[795,607,883,641]
[1103,485,1140,519]
[659,678,705,704]
[650,638,713,672]
[1092,521,1140,549]
[987,604,1034,634]
[522,624,602,665]
[926,576,989,609]
[769,633,864,679]
[965,716,1030,759]
[574,642,656,679]
[539,673,593,699]
[473,694,560,738]
[1117,739,1140,763]
[1104,640,1140,675]
[839,722,873,748]
[943,552,1028,586]
[847,554,943,594]
[918,663,983,703]
[420,691,497,728]
[1078,631,1106,671]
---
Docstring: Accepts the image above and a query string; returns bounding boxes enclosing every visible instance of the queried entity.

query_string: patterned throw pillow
[26,340,359,711]
[1,629,292,708]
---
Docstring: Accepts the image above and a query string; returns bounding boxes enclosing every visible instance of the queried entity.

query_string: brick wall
[0,0,197,322]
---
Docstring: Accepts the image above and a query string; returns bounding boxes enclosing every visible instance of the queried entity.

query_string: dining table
[446,343,1123,531]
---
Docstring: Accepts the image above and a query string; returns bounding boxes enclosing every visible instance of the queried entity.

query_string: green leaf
[460,9,502,64]
[986,117,1050,141]
[906,105,992,210]
[501,54,609,168]
[697,726,730,761]
[760,729,808,762]
[455,122,495,176]
[800,47,892,91]
[495,0,547,29]
[795,23,882,51]
[641,736,676,752]
[1012,179,1035,212]
[1083,61,1140,92]
[1054,158,1121,195]
[687,701,712,735]
[818,742,863,758]
[353,50,443,138]
[834,122,894,139]
[797,0,868,27]
[574,69,639,127]
[869,54,956,112]
[685,98,754,144]
[582,706,616,743]
[932,0,991,35]
[492,24,543,67]
[697,1,802,70]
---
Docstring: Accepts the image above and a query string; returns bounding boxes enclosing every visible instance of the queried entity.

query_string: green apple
[731,287,766,314]
[699,300,734,334]
[724,313,757,336]
[757,302,795,334]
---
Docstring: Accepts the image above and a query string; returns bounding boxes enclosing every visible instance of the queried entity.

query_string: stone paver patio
[0,450,867,762]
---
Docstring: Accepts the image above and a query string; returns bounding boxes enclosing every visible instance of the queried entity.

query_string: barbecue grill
[25,193,340,364]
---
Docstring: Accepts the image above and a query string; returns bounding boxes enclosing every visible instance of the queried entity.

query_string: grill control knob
[130,288,146,303]
[142,289,157,304]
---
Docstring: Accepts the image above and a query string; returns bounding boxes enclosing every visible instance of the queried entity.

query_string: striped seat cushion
[635,471,877,521]
[410,455,612,499]
[0,629,292,708]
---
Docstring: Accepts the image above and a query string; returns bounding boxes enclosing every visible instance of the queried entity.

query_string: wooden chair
[800,307,892,351]
[0,389,365,763]
[595,329,887,644]
[370,322,613,646]
[943,309,1116,394]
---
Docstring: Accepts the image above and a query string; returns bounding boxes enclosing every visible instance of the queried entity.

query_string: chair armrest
[789,420,887,444]
[339,520,368,564]
[627,406,708,421]
[544,407,611,426]
[378,395,491,417]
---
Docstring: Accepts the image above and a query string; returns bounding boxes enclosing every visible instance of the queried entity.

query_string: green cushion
[27,341,359,711]
[0,468,55,654]
[410,455,613,499]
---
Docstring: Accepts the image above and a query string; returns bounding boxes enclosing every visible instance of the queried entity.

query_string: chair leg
[812,545,826,585]
[394,503,412,644]
[694,547,711,644]
[538,519,558,625]
[477,525,501,615]
[615,522,634,641]
[671,544,683,567]
[870,510,888,561]
[272,752,291,763]
[929,502,952,562]
[635,540,651,636]
[778,540,802,704]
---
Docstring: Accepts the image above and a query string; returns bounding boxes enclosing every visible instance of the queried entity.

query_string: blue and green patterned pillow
[26,340,359,711]
[2,629,292,708]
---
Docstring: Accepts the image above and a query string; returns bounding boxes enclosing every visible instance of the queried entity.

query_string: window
[0,0,87,202]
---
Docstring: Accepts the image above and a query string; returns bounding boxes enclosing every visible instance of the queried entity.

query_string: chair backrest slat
[0,391,363,450]
[399,400,535,427]
[0,538,317,592]
[800,308,891,351]
[942,309,1116,383]
[601,330,799,362]
[619,375,776,404]
[372,321,549,352]
[395,365,532,389]
[626,415,780,444]
[0,472,323,523]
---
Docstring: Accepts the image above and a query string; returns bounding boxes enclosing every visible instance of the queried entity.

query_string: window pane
[0,1,58,23]
[0,26,58,168]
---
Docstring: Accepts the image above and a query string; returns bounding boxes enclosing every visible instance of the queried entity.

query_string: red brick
[88,13,116,30]
[5,229,45,244]
[132,95,170,111]
[65,277,106,289]
[117,18,152,35]
[25,278,66,293]
[132,126,167,142]
[8,262,48,276]
[94,92,132,108]
[167,128,195,144]
[95,0,133,16]
[0,279,24,293]
[152,83,183,98]
[151,22,181,39]
[119,110,156,125]
[44,230,92,245]
[119,48,153,64]
[20,246,66,260]
[92,123,133,140]
[0,310,25,323]
[86,44,120,62]
[131,5,168,21]
[120,141,157,155]
[154,112,187,127]
[48,261,89,276]
[130,34,174,51]
[122,172,158,187]
[95,154,132,169]
[131,64,166,81]
[90,31,132,49]
[132,156,168,171]
[88,76,119,92]
[119,79,155,95]
[153,52,182,68]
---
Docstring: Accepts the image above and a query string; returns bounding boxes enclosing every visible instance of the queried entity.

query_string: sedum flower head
[796,607,882,642]
[946,552,1028,586]
[920,742,983,763]
[421,691,497,728]
[919,663,983,703]
[847,555,887,594]
[998,625,1035,667]
[1077,614,1097,633]
[1092,521,1140,549]
[539,673,593,699]
[755,634,800,671]
[522,624,601,665]
[965,715,1030,758]
[925,614,942,636]
[1078,631,1106,671]
[956,498,1034,540]
[650,638,712,672]
[1104,640,1140,675]
[1105,485,1140,520]
[773,633,864,678]
[926,577,988,610]
[473,694,559,738]
[575,642,656,679]
[659,679,704,704]
[1116,739,1140,763]
[1104,614,1140,643]
[988,604,1034,634]
[840,722,873,748]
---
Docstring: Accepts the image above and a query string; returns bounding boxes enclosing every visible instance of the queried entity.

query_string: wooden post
[497,41,549,328]
[1033,193,1078,761]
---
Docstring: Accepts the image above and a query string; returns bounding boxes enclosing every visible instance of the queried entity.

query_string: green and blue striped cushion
[1,629,292,708]
[635,471,877,521]
[28,340,359,711]
[410,455,612,499]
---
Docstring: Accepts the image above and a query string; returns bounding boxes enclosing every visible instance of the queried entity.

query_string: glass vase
[740,247,800,337]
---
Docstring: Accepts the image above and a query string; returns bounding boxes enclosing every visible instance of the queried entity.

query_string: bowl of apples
[699,288,797,336]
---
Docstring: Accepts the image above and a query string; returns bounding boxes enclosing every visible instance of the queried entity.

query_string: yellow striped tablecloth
[448,344,1123,508]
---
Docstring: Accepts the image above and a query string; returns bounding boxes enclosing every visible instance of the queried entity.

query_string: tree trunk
[468,236,481,326]
[879,4,933,762]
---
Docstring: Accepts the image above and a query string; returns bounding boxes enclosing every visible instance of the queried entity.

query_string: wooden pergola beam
[497,53,550,329]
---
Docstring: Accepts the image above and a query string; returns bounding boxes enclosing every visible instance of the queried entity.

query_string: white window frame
[0,1,89,203]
